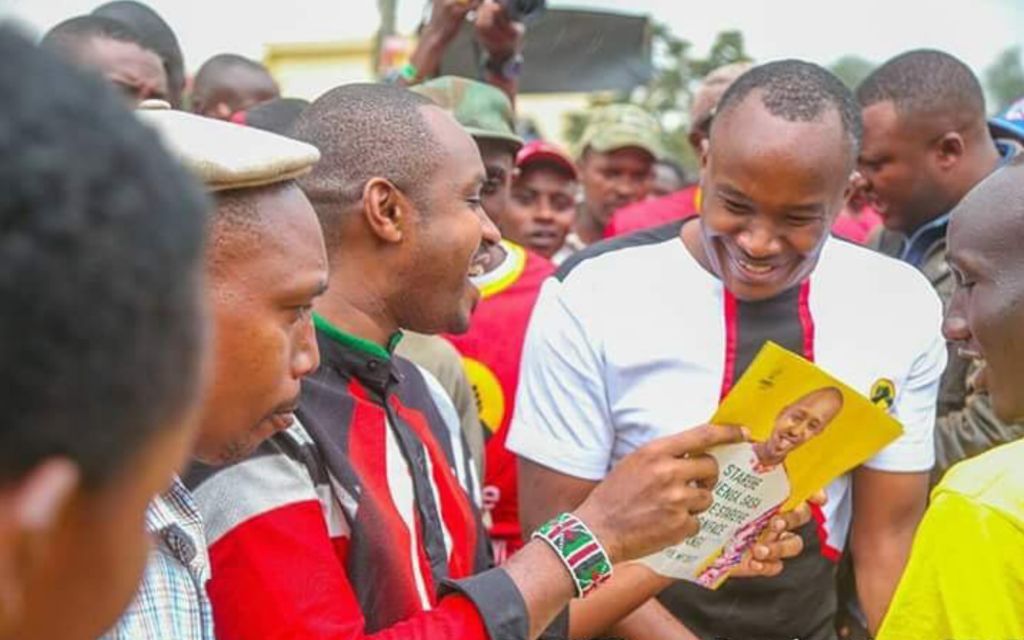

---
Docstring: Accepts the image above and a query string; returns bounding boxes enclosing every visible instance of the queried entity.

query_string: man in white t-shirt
[508,60,945,640]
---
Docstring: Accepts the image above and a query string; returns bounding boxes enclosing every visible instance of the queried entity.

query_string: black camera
[498,0,546,22]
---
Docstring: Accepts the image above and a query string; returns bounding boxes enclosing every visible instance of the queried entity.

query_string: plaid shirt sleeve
[101,477,215,640]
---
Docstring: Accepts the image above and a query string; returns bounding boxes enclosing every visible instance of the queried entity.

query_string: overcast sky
[5,0,1023,77]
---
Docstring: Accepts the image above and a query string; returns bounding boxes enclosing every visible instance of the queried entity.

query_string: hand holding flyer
[639,342,903,588]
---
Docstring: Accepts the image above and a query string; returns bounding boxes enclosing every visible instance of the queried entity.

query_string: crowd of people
[1,1,1023,639]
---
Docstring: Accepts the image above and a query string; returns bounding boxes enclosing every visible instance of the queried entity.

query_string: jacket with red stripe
[188,318,565,640]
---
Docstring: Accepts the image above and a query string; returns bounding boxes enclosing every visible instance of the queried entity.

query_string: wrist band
[398,62,419,82]
[532,512,613,598]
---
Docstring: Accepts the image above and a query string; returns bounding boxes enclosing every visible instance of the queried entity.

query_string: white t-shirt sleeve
[864,284,946,472]
[506,277,614,481]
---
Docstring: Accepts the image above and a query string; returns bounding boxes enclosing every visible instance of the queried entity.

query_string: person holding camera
[398,0,539,101]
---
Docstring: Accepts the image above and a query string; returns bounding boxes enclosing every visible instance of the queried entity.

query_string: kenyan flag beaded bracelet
[532,512,613,598]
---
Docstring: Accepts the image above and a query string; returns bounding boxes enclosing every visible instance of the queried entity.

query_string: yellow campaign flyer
[639,341,903,588]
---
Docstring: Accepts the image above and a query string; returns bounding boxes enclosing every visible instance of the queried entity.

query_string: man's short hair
[92,1,186,107]
[242,97,311,136]
[192,53,274,100]
[292,83,443,252]
[856,49,986,123]
[40,14,150,57]
[715,59,863,159]
[0,26,209,486]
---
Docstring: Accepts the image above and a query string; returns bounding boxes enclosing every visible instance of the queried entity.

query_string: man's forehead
[712,101,851,175]
[222,67,277,94]
[86,37,160,69]
[214,188,324,267]
[589,146,653,165]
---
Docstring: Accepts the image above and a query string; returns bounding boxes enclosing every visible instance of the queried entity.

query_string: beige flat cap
[135,101,320,192]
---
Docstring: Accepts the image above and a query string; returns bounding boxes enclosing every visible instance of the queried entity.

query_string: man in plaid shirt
[104,480,214,638]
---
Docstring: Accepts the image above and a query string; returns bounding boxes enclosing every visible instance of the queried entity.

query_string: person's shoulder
[822,236,918,276]
[510,242,555,289]
[395,332,461,371]
[817,238,940,312]
[607,186,699,237]
[555,219,687,286]
[522,248,555,281]
[935,439,1024,524]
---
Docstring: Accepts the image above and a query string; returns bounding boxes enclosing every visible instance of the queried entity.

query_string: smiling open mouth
[958,346,984,361]
[738,259,776,275]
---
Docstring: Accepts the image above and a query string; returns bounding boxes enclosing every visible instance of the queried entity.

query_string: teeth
[468,264,485,278]
[957,347,984,361]
[740,260,773,274]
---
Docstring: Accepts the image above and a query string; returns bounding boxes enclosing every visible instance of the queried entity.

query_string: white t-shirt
[508,230,945,556]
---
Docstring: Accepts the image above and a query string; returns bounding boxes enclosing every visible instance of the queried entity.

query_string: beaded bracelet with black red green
[532,512,613,598]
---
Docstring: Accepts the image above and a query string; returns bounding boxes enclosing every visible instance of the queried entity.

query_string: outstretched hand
[575,424,749,564]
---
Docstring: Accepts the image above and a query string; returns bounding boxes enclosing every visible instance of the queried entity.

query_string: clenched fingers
[732,532,805,578]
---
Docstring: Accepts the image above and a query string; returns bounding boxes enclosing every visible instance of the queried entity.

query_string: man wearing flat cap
[103,104,329,639]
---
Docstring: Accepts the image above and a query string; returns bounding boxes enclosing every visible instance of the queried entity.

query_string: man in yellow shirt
[878,155,1024,639]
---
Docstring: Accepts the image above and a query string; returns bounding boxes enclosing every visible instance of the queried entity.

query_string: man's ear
[688,130,704,154]
[934,131,966,170]
[842,170,862,204]
[362,178,411,244]
[0,459,79,634]
[698,139,711,192]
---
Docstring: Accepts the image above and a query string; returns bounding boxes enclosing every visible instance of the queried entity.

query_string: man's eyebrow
[785,203,827,215]
[717,184,751,201]
[291,277,329,299]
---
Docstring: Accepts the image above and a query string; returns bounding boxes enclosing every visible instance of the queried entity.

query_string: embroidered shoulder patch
[870,378,896,410]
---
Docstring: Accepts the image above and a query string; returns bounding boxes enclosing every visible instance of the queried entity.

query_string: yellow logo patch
[463,357,505,435]
[870,378,896,410]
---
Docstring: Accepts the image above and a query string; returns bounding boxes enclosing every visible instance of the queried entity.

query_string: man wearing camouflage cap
[564,103,663,259]
[605,62,753,239]
[104,104,328,639]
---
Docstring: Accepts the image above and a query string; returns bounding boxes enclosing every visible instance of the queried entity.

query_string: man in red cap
[505,140,579,262]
